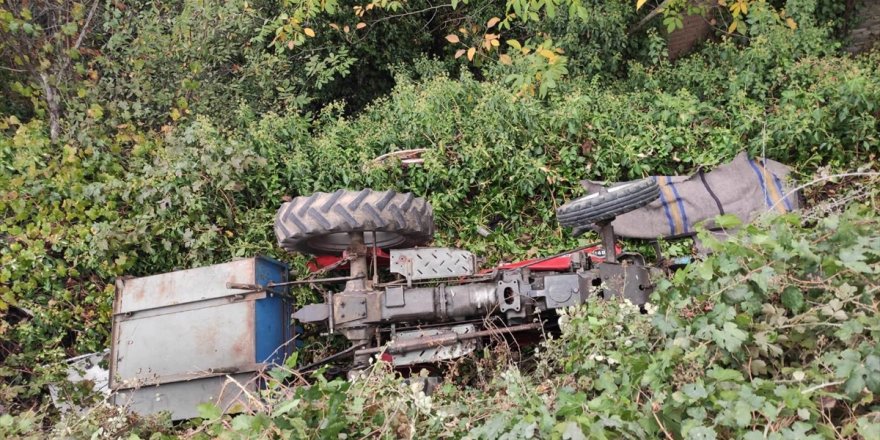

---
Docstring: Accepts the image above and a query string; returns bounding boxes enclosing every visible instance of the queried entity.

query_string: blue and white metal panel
[109,256,291,419]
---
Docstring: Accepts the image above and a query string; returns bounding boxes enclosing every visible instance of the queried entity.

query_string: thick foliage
[2,10,879,411]
[8,203,876,439]
[0,0,878,435]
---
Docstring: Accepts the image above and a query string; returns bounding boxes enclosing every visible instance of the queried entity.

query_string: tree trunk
[38,72,61,143]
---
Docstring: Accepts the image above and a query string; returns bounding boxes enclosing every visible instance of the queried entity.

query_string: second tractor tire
[556,179,660,228]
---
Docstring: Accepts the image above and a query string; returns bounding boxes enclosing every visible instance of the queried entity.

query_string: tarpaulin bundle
[581,152,801,240]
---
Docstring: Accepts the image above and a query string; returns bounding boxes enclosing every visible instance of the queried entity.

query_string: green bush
[17,202,875,439]
[3,35,880,412]
[1,0,878,431]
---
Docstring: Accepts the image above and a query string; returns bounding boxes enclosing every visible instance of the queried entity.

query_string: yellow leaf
[303,28,315,37]
[486,17,500,28]
[499,54,512,65]
[467,47,476,61]
[636,0,647,10]
[786,17,797,30]
[490,39,500,47]
[329,23,339,30]
[356,22,366,29]
[344,25,350,33]
[445,34,460,44]
[455,49,466,59]
[728,20,737,33]
[718,0,726,5]
[537,48,555,59]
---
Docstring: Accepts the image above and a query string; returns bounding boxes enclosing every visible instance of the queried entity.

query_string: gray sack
[581,152,801,240]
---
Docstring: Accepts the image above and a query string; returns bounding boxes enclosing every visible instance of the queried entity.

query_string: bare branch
[368,4,453,25]
[0,65,29,73]
[74,0,101,51]
[628,0,674,35]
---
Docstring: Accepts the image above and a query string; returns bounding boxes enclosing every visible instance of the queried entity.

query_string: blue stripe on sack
[770,171,793,212]
[747,159,772,208]
[655,176,676,236]
[667,179,689,233]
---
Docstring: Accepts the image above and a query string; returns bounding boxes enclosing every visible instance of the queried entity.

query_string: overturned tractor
[109,183,661,419]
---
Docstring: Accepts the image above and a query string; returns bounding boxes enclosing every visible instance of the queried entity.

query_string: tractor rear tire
[275,189,434,255]
[556,179,659,227]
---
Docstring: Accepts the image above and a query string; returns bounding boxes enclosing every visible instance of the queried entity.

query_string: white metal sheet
[113,301,256,387]
[116,259,259,314]
[113,373,258,420]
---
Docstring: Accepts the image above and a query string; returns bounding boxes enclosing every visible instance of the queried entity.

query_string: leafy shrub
[1,0,878,429]
[3,30,879,412]
[21,202,875,438]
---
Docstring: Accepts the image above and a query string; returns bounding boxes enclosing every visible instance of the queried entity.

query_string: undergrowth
[1,0,879,436]
[5,190,876,439]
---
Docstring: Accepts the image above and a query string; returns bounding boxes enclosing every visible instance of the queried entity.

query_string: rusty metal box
[109,257,291,419]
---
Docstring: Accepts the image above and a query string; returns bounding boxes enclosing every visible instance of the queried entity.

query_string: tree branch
[74,0,100,51]
[0,65,29,73]
[628,0,674,35]
[56,0,100,74]
[369,4,452,25]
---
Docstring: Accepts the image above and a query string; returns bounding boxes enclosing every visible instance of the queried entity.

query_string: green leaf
[696,261,714,281]
[715,214,742,229]
[839,248,874,273]
[834,349,861,378]
[844,371,866,397]
[231,414,253,431]
[686,426,718,440]
[734,400,752,427]
[707,368,744,382]
[712,322,747,353]
[865,355,880,393]
[780,287,804,312]
[559,421,587,440]
[197,402,222,420]
[683,382,708,401]
[272,399,301,417]
[834,320,864,343]
[857,416,880,440]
